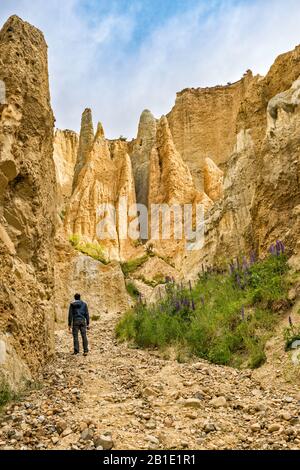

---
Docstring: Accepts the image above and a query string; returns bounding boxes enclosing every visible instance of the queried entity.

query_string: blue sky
[0,0,300,138]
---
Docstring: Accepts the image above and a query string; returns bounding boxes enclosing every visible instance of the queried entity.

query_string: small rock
[61,428,73,438]
[211,396,227,408]
[251,423,261,433]
[56,419,67,435]
[143,387,158,397]
[147,435,160,445]
[185,412,197,420]
[268,424,281,433]
[80,428,94,442]
[51,437,59,445]
[281,413,292,421]
[93,434,114,450]
[79,422,88,432]
[204,422,216,434]
[192,363,203,370]
[164,418,173,427]
[183,399,201,409]
[145,421,156,430]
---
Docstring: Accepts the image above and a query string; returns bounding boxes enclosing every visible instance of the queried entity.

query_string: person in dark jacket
[68,293,90,356]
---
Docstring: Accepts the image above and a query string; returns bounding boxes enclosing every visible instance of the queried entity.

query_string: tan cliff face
[0,16,56,387]
[53,129,78,213]
[131,109,157,209]
[72,108,94,192]
[64,111,140,262]
[167,71,255,191]
[182,71,300,279]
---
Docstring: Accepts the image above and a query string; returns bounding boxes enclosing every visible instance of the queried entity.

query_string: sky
[0,0,300,139]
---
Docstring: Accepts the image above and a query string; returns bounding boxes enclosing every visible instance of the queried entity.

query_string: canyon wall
[167,71,255,191]
[64,111,141,262]
[182,50,300,278]
[0,16,56,388]
[53,129,78,214]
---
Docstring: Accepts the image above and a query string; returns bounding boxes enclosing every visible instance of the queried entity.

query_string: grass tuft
[0,379,14,408]
[120,255,149,277]
[126,281,140,300]
[69,234,108,264]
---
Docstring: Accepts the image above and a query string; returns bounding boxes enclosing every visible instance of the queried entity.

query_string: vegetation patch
[0,379,14,409]
[69,234,108,265]
[120,254,149,277]
[126,281,140,300]
[116,245,291,369]
[91,315,100,322]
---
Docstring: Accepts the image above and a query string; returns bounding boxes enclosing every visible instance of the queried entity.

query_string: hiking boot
[83,352,88,357]
[72,352,79,356]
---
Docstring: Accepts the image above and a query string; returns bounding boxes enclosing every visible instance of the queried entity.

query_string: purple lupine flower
[236,258,241,271]
[289,316,293,327]
[236,273,242,289]
[229,262,235,275]
[241,307,245,321]
[200,296,205,306]
[276,240,282,256]
[189,280,192,293]
[250,251,256,265]
[269,244,276,255]
[242,257,248,272]
[279,241,285,254]
[191,299,196,311]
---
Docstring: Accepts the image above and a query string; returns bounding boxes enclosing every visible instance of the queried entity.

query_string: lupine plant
[116,242,290,369]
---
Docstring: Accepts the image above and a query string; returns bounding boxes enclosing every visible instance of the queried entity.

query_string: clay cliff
[182,49,300,278]
[167,71,255,191]
[64,110,140,262]
[0,16,56,388]
[53,129,78,214]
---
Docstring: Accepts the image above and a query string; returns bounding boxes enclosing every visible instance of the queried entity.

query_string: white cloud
[0,0,300,138]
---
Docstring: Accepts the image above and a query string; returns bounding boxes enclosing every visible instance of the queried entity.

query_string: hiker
[68,293,90,356]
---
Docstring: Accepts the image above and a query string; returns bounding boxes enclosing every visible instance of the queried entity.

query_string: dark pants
[72,320,89,353]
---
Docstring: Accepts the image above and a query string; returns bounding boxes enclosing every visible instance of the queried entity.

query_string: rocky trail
[1,311,300,451]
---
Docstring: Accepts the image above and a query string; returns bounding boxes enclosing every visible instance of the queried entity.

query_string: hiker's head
[74,293,81,301]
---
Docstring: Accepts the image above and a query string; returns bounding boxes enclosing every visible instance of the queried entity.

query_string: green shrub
[91,315,100,322]
[0,379,13,408]
[126,282,140,299]
[121,255,149,277]
[116,253,290,369]
[69,234,108,264]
